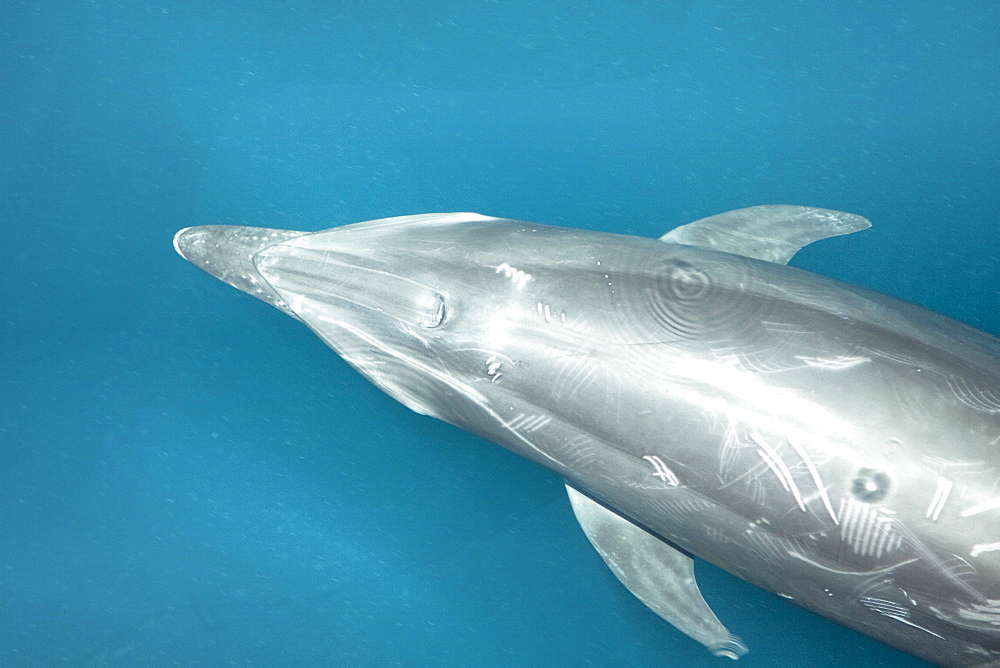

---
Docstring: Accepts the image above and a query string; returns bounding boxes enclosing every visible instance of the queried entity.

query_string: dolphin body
[174,206,1000,666]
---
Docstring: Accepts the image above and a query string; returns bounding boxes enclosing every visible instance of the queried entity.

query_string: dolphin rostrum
[174,206,1000,666]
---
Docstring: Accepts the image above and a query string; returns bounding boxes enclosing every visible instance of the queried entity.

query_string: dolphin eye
[851,468,890,503]
[422,294,447,328]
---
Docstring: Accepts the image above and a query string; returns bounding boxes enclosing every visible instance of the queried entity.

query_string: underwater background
[2,2,998,666]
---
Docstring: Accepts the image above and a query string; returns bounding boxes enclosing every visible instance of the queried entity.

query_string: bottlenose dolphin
[174,206,1000,666]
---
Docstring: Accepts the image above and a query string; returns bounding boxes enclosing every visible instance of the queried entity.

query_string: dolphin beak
[173,225,308,319]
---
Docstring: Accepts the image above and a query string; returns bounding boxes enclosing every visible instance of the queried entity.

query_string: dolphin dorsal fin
[659,205,871,265]
[565,485,748,660]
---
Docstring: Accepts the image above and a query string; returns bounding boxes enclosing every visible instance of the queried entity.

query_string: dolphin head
[173,213,605,426]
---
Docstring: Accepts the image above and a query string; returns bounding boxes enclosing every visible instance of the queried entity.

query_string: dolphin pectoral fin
[565,485,748,660]
[659,205,871,265]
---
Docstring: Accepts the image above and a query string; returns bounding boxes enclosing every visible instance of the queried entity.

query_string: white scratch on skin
[506,413,551,433]
[642,455,680,487]
[507,413,529,430]
[957,600,1000,625]
[931,601,1000,630]
[861,596,909,618]
[786,549,918,576]
[960,498,1000,517]
[839,498,903,558]
[925,476,953,521]
[786,436,839,525]
[971,543,1000,558]
[760,320,811,334]
[485,356,503,383]
[755,447,789,491]
[947,375,1000,413]
[793,355,871,370]
[859,596,945,638]
[564,360,597,393]
[750,432,806,511]
[883,611,944,638]
[496,262,531,287]
[536,301,556,322]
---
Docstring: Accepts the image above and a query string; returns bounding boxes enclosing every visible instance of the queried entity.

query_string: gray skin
[174,207,1000,667]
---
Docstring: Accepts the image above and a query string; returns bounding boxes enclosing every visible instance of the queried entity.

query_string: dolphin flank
[174,206,1000,666]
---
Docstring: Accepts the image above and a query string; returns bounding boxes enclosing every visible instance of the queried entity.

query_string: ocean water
[2,2,998,666]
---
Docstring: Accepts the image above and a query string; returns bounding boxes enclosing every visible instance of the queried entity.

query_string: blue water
[2,2,997,666]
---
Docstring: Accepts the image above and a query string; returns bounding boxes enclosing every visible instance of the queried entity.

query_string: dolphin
[174,206,1000,666]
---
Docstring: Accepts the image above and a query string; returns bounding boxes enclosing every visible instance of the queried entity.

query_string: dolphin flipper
[565,485,748,660]
[659,205,871,264]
